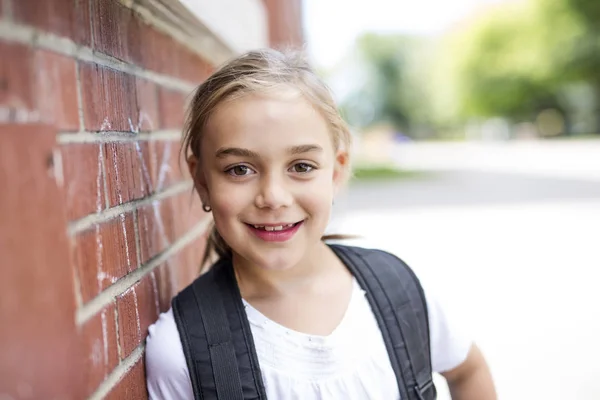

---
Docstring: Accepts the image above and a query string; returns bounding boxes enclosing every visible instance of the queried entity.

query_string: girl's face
[192,92,348,271]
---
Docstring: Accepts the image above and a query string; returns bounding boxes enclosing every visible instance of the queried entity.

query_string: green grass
[350,164,426,182]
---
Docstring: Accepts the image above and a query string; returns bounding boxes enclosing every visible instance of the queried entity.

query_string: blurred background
[1,0,598,399]
[306,0,600,399]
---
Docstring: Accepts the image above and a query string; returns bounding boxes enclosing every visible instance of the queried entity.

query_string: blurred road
[329,140,600,400]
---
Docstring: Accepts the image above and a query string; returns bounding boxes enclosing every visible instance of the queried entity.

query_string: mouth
[246,222,301,231]
[244,220,304,242]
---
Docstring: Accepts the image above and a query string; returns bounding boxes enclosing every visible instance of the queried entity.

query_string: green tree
[447,2,559,120]
[339,33,435,138]
[442,0,600,133]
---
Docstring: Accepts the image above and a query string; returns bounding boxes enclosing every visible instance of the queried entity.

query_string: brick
[0,42,36,116]
[135,191,201,265]
[72,213,138,302]
[137,198,176,265]
[178,48,214,84]
[153,264,175,313]
[157,40,212,84]
[34,50,79,130]
[157,87,186,129]
[61,143,104,221]
[176,236,207,291]
[104,142,150,206]
[161,233,209,295]
[116,274,158,359]
[13,0,92,46]
[91,0,140,64]
[79,63,137,132]
[109,17,212,83]
[105,357,147,400]
[116,287,140,359]
[139,273,161,333]
[171,192,204,240]
[135,78,159,132]
[138,25,174,76]
[166,42,188,81]
[135,140,154,194]
[0,44,79,128]
[80,303,119,397]
[0,124,85,399]
[149,140,184,192]
[165,253,185,295]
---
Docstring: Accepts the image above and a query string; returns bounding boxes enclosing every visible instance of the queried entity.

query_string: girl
[145,49,496,400]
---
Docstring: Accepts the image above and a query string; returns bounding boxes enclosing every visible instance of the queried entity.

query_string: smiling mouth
[244,220,304,242]
[245,221,302,231]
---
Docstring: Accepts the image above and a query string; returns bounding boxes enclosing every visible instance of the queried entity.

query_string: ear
[187,155,210,204]
[332,149,350,194]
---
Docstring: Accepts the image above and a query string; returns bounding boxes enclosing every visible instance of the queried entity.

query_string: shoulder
[331,244,423,291]
[332,243,472,373]
[330,244,414,268]
[145,308,193,400]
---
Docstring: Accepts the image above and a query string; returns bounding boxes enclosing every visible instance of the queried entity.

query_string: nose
[254,172,293,210]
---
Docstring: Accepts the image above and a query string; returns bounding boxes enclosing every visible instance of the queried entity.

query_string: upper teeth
[253,223,294,231]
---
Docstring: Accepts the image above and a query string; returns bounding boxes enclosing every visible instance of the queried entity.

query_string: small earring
[202,204,212,212]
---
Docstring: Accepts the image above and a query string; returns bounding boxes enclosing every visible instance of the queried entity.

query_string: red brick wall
[263,0,304,48]
[0,1,214,398]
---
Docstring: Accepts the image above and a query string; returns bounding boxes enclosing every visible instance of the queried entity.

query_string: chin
[235,244,306,271]
[255,247,305,270]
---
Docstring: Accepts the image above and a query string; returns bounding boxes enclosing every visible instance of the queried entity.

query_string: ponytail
[200,223,231,272]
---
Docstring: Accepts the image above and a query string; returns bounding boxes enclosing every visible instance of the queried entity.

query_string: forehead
[202,92,334,154]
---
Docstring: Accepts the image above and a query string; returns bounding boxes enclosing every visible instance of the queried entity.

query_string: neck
[232,241,336,299]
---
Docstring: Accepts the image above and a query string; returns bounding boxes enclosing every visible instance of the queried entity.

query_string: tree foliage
[337,0,600,136]
[446,0,600,124]
[338,33,435,137]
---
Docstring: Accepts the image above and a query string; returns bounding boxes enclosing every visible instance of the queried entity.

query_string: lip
[245,221,304,242]
[247,222,298,227]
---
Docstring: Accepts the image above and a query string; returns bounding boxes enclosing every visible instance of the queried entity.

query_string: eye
[226,165,255,177]
[290,162,315,174]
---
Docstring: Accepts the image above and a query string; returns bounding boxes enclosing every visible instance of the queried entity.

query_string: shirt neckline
[242,278,363,346]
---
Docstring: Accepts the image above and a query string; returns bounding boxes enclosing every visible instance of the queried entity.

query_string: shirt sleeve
[423,285,473,373]
[145,308,194,400]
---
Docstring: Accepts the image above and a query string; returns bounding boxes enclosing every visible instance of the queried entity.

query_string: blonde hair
[181,48,353,269]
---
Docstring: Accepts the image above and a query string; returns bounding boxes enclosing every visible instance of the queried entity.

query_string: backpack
[172,244,437,400]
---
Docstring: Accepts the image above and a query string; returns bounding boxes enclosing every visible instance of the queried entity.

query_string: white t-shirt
[146,278,471,400]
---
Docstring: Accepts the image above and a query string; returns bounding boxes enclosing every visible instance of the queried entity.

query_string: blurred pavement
[329,140,600,400]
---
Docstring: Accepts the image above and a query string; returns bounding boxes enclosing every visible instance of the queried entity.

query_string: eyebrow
[215,147,259,159]
[215,144,323,159]
[289,144,323,155]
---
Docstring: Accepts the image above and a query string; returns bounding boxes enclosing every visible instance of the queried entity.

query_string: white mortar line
[57,130,181,144]
[68,180,193,236]
[100,143,110,211]
[71,261,85,310]
[76,218,210,326]
[133,209,143,271]
[0,20,197,93]
[113,299,124,362]
[87,344,145,400]
[128,0,232,65]
[74,62,86,133]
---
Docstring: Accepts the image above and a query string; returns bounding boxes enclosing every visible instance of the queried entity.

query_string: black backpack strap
[172,258,267,400]
[330,245,436,400]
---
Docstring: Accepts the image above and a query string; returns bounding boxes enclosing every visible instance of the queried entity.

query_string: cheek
[205,177,244,221]
[211,191,242,221]
[297,175,335,215]
[207,171,248,206]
